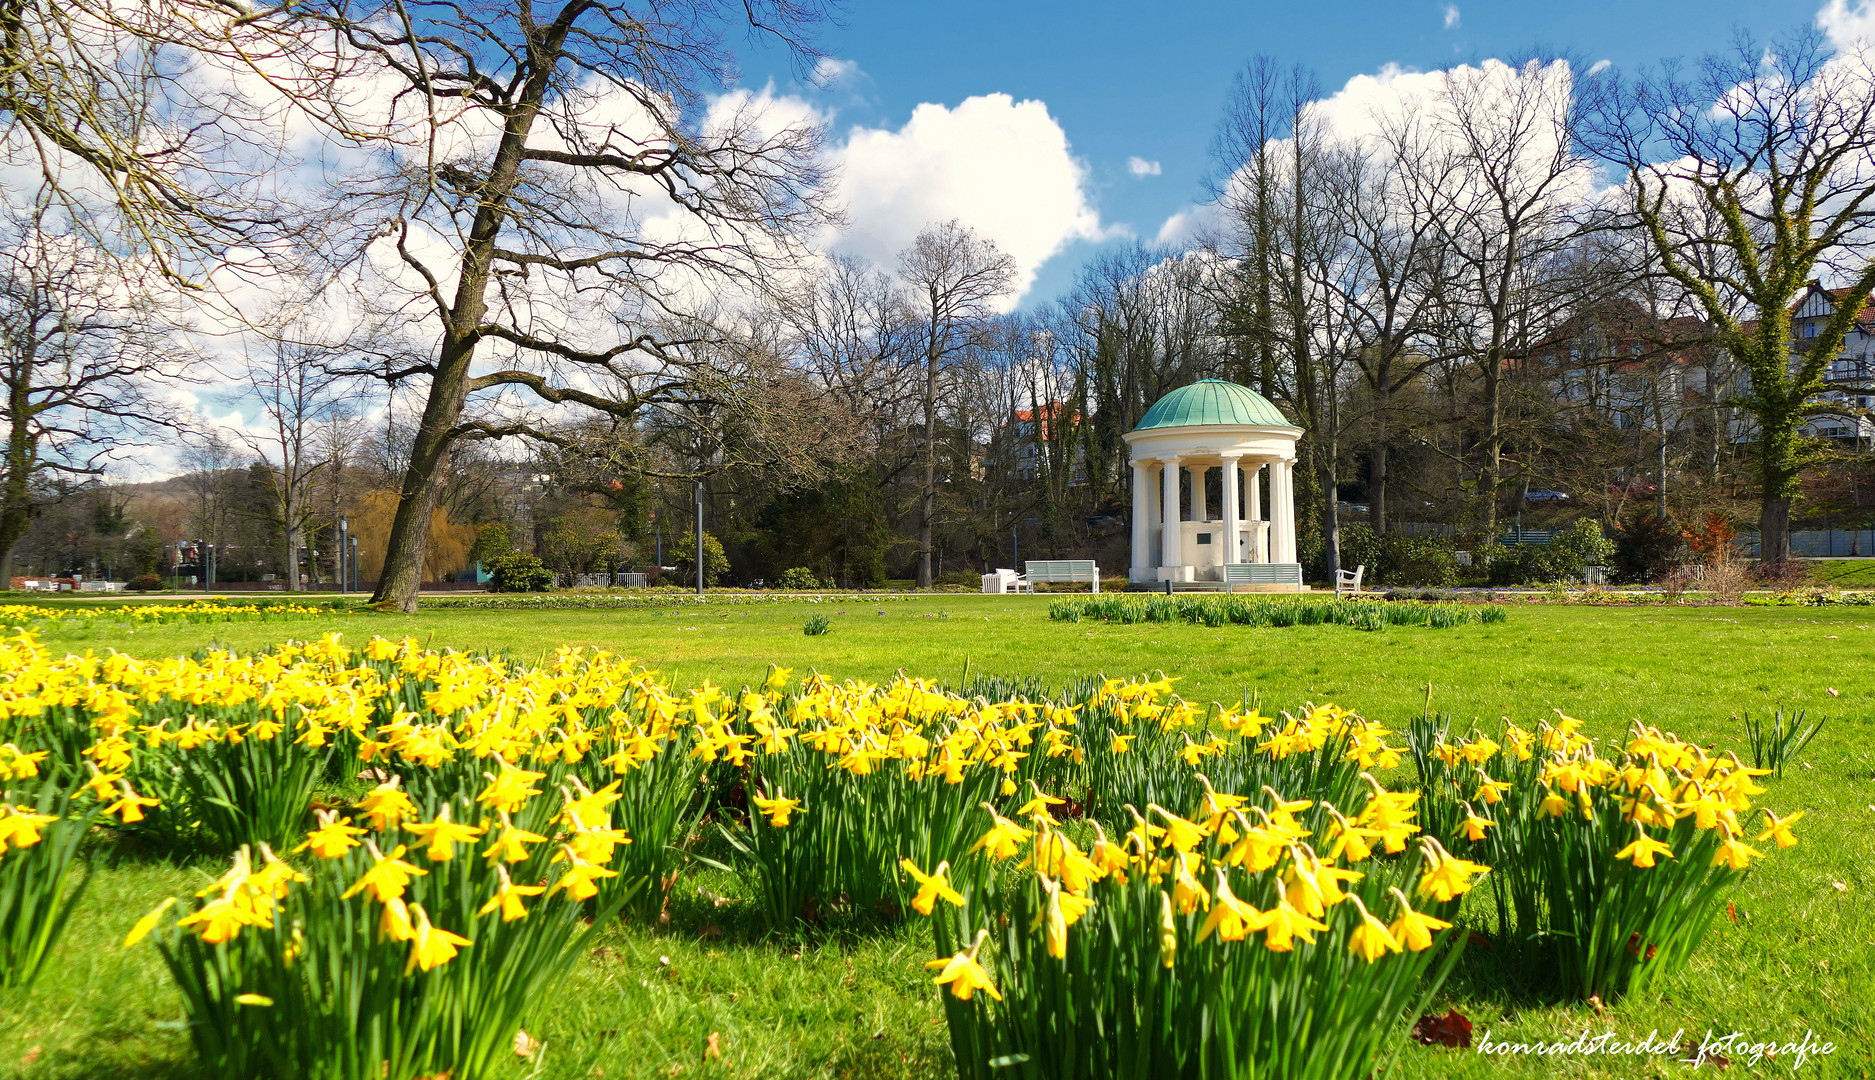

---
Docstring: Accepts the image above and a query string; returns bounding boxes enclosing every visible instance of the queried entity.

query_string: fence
[1736,530,1875,558]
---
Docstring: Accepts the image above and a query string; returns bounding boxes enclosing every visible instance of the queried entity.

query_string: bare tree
[240,334,357,590]
[0,202,180,585]
[1426,56,1590,533]
[1325,117,1455,534]
[1581,29,1875,562]
[227,0,842,611]
[898,221,1016,587]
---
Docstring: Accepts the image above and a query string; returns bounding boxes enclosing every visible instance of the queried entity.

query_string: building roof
[1132,379,1290,432]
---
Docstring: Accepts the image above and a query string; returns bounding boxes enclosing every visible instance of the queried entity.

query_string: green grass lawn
[1806,559,1875,588]
[4,596,1872,1079]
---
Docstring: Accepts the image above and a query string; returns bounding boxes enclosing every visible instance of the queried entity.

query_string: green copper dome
[1132,380,1290,431]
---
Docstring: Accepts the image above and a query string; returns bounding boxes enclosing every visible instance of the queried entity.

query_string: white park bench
[1335,563,1365,598]
[1024,560,1101,592]
[1222,563,1304,591]
[981,569,1033,594]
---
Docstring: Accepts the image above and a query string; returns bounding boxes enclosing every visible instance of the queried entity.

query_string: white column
[1159,456,1183,569]
[1272,458,1297,564]
[1130,459,1150,575]
[1221,455,1241,567]
[1247,462,1263,521]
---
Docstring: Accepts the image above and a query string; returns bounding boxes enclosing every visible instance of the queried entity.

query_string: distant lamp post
[338,515,350,594]
[694,480,705,596]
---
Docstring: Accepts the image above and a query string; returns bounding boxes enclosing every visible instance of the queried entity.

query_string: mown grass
[1807,559,1875,589]
[1,596,1871,1079]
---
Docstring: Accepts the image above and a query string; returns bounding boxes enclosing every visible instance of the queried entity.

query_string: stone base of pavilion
[1125,565,1309,593]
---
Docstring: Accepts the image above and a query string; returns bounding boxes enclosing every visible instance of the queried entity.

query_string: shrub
[1752,559,1813,588]
[1487,519,1612,586]
[671,531,729,587]
[484,553,554,593]
[802,613,831,636]
[1612,510,1684,584]
[467,523,513,565]
[778,567,824,590]
[1338,524,1459,587]
[129,573,165,592]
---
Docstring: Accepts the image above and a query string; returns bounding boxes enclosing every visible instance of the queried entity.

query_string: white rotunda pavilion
[1122,380,1304,586]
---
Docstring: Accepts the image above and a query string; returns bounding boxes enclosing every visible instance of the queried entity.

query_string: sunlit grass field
[3,595,1870,1079]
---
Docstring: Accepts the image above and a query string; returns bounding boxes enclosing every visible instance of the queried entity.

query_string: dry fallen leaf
[1827,687,1841,696]
[1587,995,1605,1015]
[20,1047,41,1068]
[1726,901,1738,923]
[513,1029,541,1058]
[704,1032,722,1061]
[1833,881,1849,893]
[1410,1009,1473,1048]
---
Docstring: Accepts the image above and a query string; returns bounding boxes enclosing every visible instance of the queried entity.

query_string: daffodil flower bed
[126,776,632,1080]
[0,628,1810,1080]
[0,748,100,989]
[908,784,1472,1080]
[0,599,354,629]
[1049,595,1506,629]
[1408,712,1798,998]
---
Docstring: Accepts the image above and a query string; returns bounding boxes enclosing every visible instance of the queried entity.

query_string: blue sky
[737,0,1830,305]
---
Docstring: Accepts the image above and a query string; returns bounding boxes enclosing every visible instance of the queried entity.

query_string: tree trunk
[1481,345,1503,535]
[1368,441,1387,535]
[918,340,938,588]
[371,341,472,611]
[365,20,569,612]
[284,523,301,592]
[1319,449,1340,579]
[1760,495,1791,565]
[0,386,34,590]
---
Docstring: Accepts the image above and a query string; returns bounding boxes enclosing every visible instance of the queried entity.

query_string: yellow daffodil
[1386,887,1451,952]
[404,903,471,974]
[752,793,802,827]
[900,859,964,915]
[403,806,484,862]
[1754,809,1803,849]
[481,814,547,865]
[1346,894,1401,962]
[1613,823,1675,868]
[341,842,428,903]
[295,810,366,859]
[355,778,418,831]
[479,866,547,922]
[927,929,1000,1002]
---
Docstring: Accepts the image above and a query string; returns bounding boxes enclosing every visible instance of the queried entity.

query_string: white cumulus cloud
[1820,0,1875,50]
[1127,156,1162,177]
[829,93,1106,300]
[812,57,864,89]
[1442,4,1460,29]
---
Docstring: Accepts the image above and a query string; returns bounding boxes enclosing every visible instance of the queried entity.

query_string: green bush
[485,553,554,593]
[1612,509,1685,583]
[803,613,831,636]
[778,567,824,590]
[1338,523,1459,587]
[1488,519,1614,586]
[671,531,729,587]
